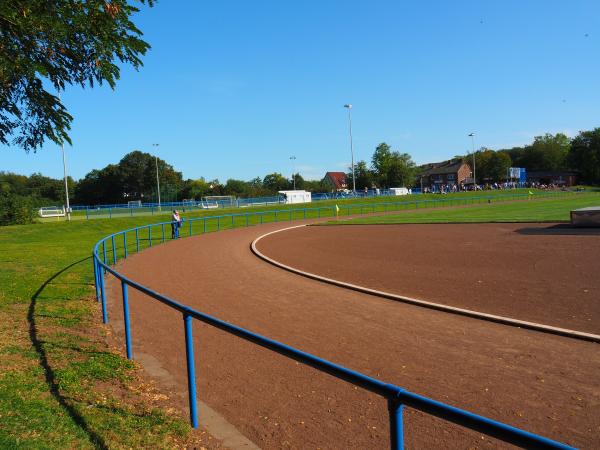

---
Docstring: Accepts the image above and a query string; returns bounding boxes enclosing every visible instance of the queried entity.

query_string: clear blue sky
[3,0,599,182]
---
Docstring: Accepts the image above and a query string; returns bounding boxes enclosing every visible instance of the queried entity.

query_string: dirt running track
[107,222,600,449]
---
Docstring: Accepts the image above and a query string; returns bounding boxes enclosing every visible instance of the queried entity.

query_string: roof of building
[419,159,469,176]
[324,171,347,189]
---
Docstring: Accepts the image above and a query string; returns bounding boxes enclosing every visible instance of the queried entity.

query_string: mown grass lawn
[321,192,600,225]
[0,189,596,448]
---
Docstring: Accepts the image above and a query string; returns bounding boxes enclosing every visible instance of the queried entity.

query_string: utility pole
[344,104,356,193]
[152,143,161,211]
[290,155,297,190]
[58,92,71,221]
[468,133,476,190]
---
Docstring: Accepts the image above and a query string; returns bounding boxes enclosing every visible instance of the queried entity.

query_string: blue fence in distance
[92,194,577,449]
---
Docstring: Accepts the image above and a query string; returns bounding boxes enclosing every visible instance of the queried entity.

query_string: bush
[0,193,37,225]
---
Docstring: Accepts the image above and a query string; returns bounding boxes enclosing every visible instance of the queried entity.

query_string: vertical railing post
[135,228,140,252]
[100,266,108,324]
[111,235,117,265]
[162,223,165,242]
[232,215,235,228]
[93,255,100,301]
[203,218,207,233]
[217,216,220,231]
[123,233,128,259]
[86,208,89,220]
[183,313,199,428]
[246,213,249,227]
[102,241,107,270]
[149,227,153,247]
[388,397,404,450]
[189,219,193,236]
[121,281,133,359]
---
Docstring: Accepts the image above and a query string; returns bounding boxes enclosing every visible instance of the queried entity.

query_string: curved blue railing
[92,193,580,449]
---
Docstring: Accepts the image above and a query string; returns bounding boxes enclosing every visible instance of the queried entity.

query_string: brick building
[418,159,472,190]
[322,172,348,191]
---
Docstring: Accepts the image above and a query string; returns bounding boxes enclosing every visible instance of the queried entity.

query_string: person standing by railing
[171,210,182,239]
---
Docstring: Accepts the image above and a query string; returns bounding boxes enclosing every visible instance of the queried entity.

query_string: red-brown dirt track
[107,221,600,450]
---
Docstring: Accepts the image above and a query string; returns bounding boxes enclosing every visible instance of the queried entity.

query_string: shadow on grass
[515,224,600,236]
[28,256,108,450]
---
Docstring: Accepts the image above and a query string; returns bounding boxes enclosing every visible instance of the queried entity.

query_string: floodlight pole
[290,155,297,190]
[344,104,356,193]
[468,133,476,190]
[58,92,71,221]
[153,144,161,211]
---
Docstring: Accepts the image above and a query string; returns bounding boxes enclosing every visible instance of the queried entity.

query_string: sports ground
[105,199,600,449]
[2,191,600,449]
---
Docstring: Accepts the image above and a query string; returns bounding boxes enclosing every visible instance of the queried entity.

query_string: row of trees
[2,127,599,220]
[468,128,600,184]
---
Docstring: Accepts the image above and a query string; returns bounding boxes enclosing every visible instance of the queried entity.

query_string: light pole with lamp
[58,92,71,221]
[344,104,356,193]
[290,155,297,190]
[152,143,161,211]
[468,133,476,190]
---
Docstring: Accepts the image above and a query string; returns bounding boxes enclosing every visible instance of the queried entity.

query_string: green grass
[320,192,600,225]
[0,189,596,448]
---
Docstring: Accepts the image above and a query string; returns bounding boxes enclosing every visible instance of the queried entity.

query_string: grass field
[1,189,598,448]
[42,187,568,222]
[323,192,600,225]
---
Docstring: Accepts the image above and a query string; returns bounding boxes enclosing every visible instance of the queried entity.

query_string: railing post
[189,219,193,236]
[232,215,235,227]
[86,208,89,220]
[121,281,133,359]
[100,265,108,324]
[289,210,292,221]
[135,228,140,252]
[162,223,165,242]
[111,235,117,264]
[204,218,207,233]
[102,242,107,271]
[93,255,100,301]
[217,216,220,231]
[149,227,153,247]
[388,397,404,450]
[123,233,128,259]
[183,313,199,428]
[275,210,278,222]
[109,208,112,219]
[246,213,249,227]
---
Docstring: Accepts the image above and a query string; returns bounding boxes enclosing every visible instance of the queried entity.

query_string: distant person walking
[171,210,182,239]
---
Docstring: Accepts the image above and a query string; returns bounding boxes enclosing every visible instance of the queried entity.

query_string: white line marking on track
[251,224,600,344]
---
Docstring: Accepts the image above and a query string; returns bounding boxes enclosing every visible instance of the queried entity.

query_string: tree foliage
[568,128,600,184]
[0,191,36,225]
[75,151,183,204]
[0,1,154,151]
[370,143,417,188]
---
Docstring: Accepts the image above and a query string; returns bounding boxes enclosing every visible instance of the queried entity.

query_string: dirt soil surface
[256,223,600,335]
[106,221,600,450]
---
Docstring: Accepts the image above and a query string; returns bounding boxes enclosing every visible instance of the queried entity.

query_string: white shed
[278,190,312,204]
[389,187,410,196]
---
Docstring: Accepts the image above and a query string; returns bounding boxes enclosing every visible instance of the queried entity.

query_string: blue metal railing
[91,193,579,449]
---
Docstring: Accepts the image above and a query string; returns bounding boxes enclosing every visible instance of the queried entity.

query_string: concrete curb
[251,224,600,344]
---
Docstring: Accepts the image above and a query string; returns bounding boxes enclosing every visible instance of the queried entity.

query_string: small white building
[389,187,410,196]
[278,190,312,204]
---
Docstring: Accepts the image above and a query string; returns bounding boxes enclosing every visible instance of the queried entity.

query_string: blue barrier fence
[91,193,578,449]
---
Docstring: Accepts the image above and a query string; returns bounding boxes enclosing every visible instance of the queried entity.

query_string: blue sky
[3,0,599,182]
